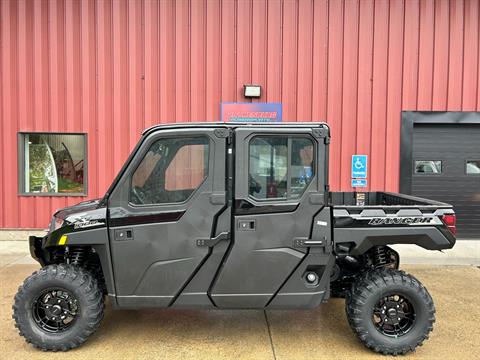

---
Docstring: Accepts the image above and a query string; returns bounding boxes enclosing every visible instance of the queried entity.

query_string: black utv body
[14,122,456,355]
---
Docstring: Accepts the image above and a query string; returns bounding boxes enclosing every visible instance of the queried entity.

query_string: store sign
[221,102,282,122]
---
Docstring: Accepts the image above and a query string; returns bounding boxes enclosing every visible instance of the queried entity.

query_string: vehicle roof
[142,121,329,136]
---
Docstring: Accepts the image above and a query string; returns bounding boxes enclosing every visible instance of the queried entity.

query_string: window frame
[413,159,443,176]
[465,159,480,176]
[127,135,211,207]
[17,132,88,197]
[247,134,316,202]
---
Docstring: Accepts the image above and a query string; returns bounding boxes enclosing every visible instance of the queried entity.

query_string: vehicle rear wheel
[12,264,104,351]
[345,268,435,355]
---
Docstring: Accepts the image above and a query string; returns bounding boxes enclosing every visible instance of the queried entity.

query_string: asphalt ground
[1,248,479,359]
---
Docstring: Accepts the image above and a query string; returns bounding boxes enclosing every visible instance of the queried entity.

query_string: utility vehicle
[14,122,456,355]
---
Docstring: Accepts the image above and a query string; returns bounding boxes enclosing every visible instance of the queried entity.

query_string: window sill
[19,192,88,197]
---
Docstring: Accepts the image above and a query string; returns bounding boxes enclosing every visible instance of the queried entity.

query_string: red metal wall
[1,0,480,229]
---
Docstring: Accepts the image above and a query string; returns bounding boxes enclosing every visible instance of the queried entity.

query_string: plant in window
[29,142,57,192]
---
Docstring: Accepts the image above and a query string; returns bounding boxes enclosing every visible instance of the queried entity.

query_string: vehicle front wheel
[12,264,104,351]
[346,268,435,355]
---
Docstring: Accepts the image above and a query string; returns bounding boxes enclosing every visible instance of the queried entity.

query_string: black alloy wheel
[13,264,104,351]
[372,293,416,337]
[32,288,80,333]
[346,268,435,355]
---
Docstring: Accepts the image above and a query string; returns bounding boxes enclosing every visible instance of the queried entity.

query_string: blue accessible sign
[351,155,368,179]
[351,179,367,188]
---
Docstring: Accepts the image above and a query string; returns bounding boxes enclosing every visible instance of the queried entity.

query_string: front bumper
[29,235,46,266]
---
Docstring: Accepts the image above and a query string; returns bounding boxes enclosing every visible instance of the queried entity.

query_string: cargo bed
[330,192,456,255]
[330,191,452,209]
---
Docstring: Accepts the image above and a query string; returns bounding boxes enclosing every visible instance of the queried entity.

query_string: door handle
[293,236,327,248]
[196,232,230,247]
[237,219,256,231]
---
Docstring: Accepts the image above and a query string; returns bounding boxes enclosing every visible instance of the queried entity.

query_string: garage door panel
[411,123,480,239]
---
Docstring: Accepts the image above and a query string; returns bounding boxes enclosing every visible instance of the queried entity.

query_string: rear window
[248,136,315,200]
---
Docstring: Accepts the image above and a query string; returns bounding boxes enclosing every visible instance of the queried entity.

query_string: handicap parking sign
[352,155,367,179]
[351,178,367,187]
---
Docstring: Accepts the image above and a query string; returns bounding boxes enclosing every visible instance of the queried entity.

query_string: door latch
[196,232,230,247]
[114,229,133,241]
[237,219,256,231]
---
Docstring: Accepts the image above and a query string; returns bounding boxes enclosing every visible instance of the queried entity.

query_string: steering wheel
[131,186,148,205]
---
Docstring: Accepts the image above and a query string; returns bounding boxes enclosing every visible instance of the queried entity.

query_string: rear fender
[334,226,455,255]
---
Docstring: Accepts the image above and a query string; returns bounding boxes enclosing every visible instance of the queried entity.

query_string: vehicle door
[210,127,328,308]
[107,127,228,307]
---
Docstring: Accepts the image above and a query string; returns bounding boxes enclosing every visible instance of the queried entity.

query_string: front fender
[29,235,46,266]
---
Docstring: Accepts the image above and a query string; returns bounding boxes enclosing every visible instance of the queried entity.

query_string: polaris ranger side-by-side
[14,123,456,355]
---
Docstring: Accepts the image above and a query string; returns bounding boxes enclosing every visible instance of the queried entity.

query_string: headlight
[49,217,64,232]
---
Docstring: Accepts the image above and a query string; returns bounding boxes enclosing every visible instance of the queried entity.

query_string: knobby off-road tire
[13,264,104,351]
[346,268,435,355]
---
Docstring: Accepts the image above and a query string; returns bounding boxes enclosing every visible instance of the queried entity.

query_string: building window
[130,136,209,205]
[248,136,315,200]
[19,133,87,195]
[414,160,442,175]
[466,160,480,175]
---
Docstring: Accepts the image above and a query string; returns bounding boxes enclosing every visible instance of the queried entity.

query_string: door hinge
[312,127,330,144]
[214,128,230,138]
[214,128,233,144]
[196,232,230,247]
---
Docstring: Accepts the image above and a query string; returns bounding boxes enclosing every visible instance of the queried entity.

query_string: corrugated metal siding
[1,0,480,228]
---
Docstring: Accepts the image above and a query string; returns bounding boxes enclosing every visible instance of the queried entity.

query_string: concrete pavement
[1,246,480,359]
[391,240,480,265]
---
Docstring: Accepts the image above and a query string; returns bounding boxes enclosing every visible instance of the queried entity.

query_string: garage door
[411,124,480,239]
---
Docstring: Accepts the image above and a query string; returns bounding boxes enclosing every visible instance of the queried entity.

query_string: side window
[165,144,209,191]
[414,160,442,174]
[466,160,480,175]
[290,137,315,198]
[249,137,288,199]
[248,136,315,200]
[19,133,87,195]
[130,137,209,205]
